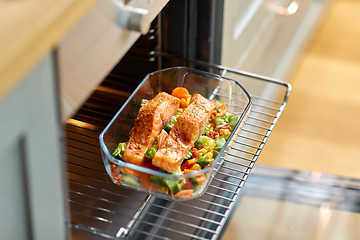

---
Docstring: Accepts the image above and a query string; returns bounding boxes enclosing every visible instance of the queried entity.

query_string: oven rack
[65,61,291,240]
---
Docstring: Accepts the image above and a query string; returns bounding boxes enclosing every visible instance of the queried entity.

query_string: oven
[56,0,328,239]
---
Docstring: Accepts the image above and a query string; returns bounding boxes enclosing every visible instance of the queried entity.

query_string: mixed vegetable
[110,87,239,198]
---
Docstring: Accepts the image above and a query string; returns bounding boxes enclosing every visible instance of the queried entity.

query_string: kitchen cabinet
[0,53,67,240]
[58,0,169,121]
[222,0,329,81]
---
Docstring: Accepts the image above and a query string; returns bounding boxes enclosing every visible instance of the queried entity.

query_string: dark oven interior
[66,3,290,239]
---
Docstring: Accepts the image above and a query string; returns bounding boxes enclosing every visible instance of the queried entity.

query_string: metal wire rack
[65,58,291,239]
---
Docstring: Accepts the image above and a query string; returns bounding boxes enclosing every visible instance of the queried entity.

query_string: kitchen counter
[0,0,99,103]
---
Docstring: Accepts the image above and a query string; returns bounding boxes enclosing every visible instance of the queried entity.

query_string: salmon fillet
[157,130,168,149]
[152,94,215,173]
[122,92,180,165]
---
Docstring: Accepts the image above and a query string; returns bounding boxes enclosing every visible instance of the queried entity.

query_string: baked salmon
[157,130,168,149]
[122,92,180,165]
[152,94,215,173]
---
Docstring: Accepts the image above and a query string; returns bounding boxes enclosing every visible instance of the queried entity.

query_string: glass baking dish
[99,67,252,201]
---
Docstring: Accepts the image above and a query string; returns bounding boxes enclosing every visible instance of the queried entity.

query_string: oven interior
[65,9,290,239]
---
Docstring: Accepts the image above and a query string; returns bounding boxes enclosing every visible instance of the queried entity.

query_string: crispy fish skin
[152,94,215,173]
[123,92,180,165]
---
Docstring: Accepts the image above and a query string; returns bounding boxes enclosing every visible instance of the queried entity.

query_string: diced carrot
[183,169,196,174]
[217,101,227,116]
[196,174,207,184]
[139,174,160,191]
[223,125,231,131]
[171,87,191,99]
[173,189,193,198]
[180,98,189,108]
[122,167,143,178]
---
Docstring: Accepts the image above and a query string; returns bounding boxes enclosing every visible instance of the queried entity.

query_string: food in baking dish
[110,87,240,198]
[122,92,180,166]
[100,67,252,201]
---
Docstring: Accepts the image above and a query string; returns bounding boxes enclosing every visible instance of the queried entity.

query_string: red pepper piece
[187,161,196,169]
[143,160,159,171]
[209,131,219,139]
[181,161,189,171]
[185,179,193,189]
[181,160,196,171]
[191,148,198,158]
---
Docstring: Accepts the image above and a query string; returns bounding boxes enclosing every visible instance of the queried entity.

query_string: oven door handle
[117,5,150,35]
[108,0,168,35]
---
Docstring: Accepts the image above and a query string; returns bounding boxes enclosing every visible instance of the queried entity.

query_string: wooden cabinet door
[0,53,68,240]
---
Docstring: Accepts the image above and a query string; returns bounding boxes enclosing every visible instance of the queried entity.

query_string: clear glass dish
[99,67,252,201]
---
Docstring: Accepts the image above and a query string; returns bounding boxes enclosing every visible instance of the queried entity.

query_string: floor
[257,0,360,179]
[224,195,360,240]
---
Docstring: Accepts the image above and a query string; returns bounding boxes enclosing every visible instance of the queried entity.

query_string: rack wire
[65,57,291,239]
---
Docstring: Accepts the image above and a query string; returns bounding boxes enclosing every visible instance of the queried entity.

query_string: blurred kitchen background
[223,0,360,239]
[259,0,360,179]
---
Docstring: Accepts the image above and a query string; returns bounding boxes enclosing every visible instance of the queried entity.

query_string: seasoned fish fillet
[122,92,180,165]
[152,94,215,173]
[157,130,168,149]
